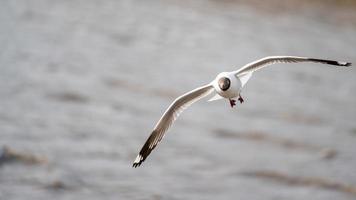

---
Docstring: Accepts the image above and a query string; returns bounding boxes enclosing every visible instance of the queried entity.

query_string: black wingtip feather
[132,162,140,168]
[132,130,159,168]
[308,58,352,67]
[132,154,144,168]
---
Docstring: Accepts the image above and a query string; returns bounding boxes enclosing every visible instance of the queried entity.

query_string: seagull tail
[208,93,224,102]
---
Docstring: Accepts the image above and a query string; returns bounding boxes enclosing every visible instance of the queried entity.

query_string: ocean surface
[0,0,356,199]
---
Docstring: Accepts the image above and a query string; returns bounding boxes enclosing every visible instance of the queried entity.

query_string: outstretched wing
[234,56,351,76]
[133,84,214,167]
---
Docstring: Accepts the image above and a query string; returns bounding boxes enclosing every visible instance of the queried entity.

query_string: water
[0,0,356,199]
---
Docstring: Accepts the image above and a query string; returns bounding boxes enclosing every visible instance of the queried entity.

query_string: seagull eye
[218,77,230,91]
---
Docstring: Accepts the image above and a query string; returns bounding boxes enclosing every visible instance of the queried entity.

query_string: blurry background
[0,0,356,199]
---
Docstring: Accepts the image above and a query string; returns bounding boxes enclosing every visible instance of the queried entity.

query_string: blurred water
[0,0,356,200]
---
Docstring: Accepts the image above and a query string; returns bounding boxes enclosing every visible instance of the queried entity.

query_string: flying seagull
[132,56,351,167]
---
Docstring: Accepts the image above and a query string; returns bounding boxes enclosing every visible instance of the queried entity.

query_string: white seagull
[132,56,351,167]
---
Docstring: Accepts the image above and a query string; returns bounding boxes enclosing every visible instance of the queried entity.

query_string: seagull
[132,56,351,168]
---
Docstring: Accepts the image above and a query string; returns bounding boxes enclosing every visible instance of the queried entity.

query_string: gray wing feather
[133,84,214,167]
[234,56,351,76]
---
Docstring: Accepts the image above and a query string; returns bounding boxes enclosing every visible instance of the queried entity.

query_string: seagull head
[212,72,241,99]
[218,76,230,91]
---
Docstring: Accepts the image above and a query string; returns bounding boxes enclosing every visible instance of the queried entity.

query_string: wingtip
[132,154,143,168]
[337,61,352,67]
[308,58,352,67]
[132,162,141,168]
[344,62,352,67]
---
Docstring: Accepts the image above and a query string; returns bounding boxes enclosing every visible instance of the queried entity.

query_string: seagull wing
[234,56,351,76]
[133,84,214,167]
